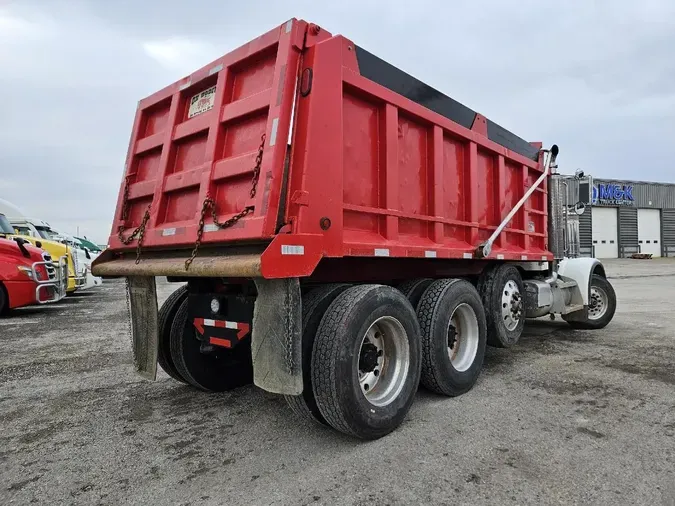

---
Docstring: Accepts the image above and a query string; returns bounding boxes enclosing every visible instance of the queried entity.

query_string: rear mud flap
[126,276,159,380]
[252,277,302,395]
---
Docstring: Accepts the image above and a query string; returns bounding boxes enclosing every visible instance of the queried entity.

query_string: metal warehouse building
[578,179,675,258]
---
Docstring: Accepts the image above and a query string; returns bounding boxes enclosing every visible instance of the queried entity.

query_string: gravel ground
[1,259,674,505]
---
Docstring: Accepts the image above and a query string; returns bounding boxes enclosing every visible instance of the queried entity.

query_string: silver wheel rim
[447,303,479,372]
[501,280,522,332]
[588,286,608,320]
[358,316,410,407]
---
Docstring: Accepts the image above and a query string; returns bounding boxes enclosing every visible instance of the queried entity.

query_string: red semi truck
[0,214,67,313]
[93,19,616,439]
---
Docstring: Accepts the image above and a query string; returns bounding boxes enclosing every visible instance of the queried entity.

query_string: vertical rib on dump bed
[108,20,306,251]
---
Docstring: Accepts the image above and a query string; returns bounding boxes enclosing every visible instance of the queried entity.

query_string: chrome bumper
[31,256,68,304]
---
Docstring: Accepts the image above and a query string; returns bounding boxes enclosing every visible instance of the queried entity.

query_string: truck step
[556,280,578,290]
[561,303,584,315]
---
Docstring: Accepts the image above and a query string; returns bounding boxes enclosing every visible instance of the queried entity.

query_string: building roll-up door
[618,207,638,257]
[592,207,618,258]
[662,209,675,257]
[579,208,592,257]
[637,209,662,257]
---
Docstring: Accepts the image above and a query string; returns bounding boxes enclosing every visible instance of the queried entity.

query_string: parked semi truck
[0,199,85,294]
[0,214,67,314]
[93,19,617,439]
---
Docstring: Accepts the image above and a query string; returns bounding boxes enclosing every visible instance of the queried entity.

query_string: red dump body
[105,19,552,279]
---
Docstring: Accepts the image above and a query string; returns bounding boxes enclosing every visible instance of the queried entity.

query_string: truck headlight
[210,298,220,314]
[18,266,34,280]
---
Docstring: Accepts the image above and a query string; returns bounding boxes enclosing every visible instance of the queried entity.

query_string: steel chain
[185,133,266,270]
[124,277,134,360]
[117,175,151,264]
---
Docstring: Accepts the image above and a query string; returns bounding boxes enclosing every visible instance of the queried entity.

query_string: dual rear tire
[478,264,525,348]
[286,279,488,439]
[156,286,252,392]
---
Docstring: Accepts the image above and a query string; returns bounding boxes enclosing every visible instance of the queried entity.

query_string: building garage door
[592,207,618,258]
[638,208,661,257]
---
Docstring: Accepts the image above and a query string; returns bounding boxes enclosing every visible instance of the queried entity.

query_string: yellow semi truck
[0,199,84,293]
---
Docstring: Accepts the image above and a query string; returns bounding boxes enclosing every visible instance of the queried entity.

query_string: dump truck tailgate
[107,20,306,252]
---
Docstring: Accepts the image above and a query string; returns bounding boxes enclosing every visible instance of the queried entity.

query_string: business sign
[592,184,635,206]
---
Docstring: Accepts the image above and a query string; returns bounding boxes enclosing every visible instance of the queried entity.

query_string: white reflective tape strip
[204,224,219,233]
[269,117,279,147]
[209,64,223,75]
[203,319,216,327]
[225,321,238,329]
[285,20,293,33]
[281,245,304,255]
[425,250,437,258]
[162,228,176,236]
[179,80,192,91]
[521,255,528,261]
[497,254,505,260]
[463,253,472,259]
[374,248,390,257]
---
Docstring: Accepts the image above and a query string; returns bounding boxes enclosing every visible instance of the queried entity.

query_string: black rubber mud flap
[126,276,159,381]
[252,277,302,395]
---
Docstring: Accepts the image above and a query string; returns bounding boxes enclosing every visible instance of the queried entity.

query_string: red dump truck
[93,19,616,439]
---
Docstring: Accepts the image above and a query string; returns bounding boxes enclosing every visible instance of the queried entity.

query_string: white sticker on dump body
[188,86,217,118]
[281,245,304,255]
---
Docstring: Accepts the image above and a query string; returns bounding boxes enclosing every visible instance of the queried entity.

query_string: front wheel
[311,285,422,440]
[564,274,616,330]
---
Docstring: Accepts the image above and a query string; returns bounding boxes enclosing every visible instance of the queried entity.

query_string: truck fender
[251,277,303,395]
[556,257,605,305]
[126,276,159,380]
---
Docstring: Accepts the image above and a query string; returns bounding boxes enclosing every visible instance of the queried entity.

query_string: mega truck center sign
[592,184,635,206]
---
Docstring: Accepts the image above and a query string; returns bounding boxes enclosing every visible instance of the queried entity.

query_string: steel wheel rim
[447,303,479,372]
[358,316,410,407]
[501,280,522,332]
[588,286,608,320]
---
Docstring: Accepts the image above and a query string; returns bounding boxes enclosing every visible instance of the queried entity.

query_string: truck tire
[157,285,188,384]
[0,283,8,315]
[284,283,351,425]
[417,279,487,396]
[563,274,616,330]
[397,278,433,310]
[311,285,422,439]
[478,264,525,348]
[169,298,253,392]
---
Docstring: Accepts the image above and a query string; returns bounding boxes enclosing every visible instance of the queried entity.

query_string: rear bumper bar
[91,234,324,279]
[92,253,263,278]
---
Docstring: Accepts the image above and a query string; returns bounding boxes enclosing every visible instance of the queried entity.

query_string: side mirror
[573,201,586,216]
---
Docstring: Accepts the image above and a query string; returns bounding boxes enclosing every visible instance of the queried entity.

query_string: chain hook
[185,133,266,270]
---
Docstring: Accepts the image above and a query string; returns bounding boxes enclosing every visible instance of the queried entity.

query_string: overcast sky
[1,0,673,243]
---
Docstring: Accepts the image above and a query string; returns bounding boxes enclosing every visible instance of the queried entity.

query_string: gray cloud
[1,0,673,243]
